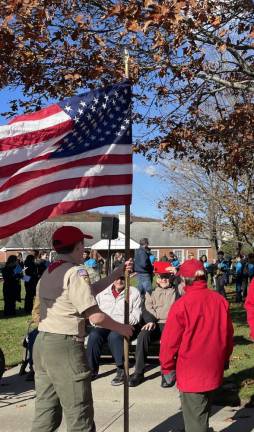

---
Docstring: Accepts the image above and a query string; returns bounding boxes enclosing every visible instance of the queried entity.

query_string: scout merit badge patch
[77,268,90,281]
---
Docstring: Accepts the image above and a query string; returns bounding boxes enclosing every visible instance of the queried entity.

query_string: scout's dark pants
[31,332,95,432]
[180,391,213,432]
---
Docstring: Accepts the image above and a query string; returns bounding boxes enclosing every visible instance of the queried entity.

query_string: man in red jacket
[245,278,254,339]
[160,259,234,432]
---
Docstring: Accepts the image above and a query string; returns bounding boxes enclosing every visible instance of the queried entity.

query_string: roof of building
[3,221,211,249]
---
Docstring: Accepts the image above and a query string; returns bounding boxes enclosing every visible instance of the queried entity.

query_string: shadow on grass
[230,308,247,326]
[0,307,30,320]
[214,367,254,408]
[233,335,253,346]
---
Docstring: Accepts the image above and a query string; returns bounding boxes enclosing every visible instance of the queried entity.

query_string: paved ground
[1,362,254,432]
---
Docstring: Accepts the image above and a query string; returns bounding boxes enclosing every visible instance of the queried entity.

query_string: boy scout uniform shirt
[37,258,97,338]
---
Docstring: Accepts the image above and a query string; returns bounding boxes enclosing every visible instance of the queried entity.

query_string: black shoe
[111,368,124,386]
[128,373,144,387]
[91,370,99,381]
[161,375,171,388]
[25,370,35,382]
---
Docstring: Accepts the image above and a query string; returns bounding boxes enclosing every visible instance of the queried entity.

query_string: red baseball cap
[178,259,204,278]
[52,226,93,251]
[153,261,175,276]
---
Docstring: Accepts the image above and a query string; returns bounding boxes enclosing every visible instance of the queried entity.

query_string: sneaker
[128,373,144,387]
[111,368,124,386]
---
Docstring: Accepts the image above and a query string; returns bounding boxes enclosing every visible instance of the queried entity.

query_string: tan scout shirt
[37,257,97,337]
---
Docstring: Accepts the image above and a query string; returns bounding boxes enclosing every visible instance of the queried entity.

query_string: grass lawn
[0,278,254,403]
[0,282,32,368]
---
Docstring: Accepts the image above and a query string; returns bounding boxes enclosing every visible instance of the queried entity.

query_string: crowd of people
[2,251,50,317]
[199,251,254,302]
[2,230,254,432]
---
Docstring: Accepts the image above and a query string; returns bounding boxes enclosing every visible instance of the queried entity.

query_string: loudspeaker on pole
[101,216,119,240]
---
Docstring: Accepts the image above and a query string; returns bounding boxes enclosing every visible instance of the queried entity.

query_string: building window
[198,249,208,259]
[150,249,159,260]
[173,249,184,263]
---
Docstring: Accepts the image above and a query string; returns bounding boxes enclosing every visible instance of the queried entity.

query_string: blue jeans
[137,273,153,295]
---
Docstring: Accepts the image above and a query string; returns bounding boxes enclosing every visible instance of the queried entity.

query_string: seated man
[86,276,142,386]
[129,262,184,388]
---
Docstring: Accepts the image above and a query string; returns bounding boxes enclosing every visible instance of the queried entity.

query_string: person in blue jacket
[247,254,254,281]
[234,255,244,302]
[168,252,180,269]
[215,251,229,298]
[242,253,254,299]
[134,238,153,295]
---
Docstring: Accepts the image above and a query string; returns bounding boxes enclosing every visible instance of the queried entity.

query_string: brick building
[0,217,215,264]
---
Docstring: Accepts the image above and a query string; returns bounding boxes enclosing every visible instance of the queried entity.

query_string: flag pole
[124,47,130,432]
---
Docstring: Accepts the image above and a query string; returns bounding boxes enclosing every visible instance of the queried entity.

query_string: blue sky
[0,87,170,220]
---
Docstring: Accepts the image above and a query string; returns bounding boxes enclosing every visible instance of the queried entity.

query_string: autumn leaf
[144,0,157,7]
[93,34,106,47]
[219,29,227,38]
[143,19,155,32]
[218,43,227,52]
[211,16,222,26]
[103,3,123,18]
[127,20,142,32]
[75,15,84,24]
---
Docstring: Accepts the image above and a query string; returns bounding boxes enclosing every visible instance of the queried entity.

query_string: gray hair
[139,237,149,246]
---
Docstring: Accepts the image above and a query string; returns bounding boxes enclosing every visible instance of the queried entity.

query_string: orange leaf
[218,43,227,52]
[219,29,227,37]
[94,35,105,47]
[75,15,84,24]
[103,4,123,18]
[144,0,157,7]
[127,20,142,32]
[211,16,222,26]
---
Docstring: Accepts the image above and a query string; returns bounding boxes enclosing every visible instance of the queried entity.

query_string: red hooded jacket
[160,280,234,392]
[245,278,254,339]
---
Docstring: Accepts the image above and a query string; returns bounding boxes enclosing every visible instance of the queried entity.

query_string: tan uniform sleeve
[145,292,157,318]
[68,267,97,314]
[32,280,41,325]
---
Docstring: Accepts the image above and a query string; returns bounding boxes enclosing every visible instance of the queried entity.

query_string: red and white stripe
[0,104,132,239]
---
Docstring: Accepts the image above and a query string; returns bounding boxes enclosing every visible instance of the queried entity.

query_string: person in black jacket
[36,251,50,279]
[2,255,22,317]
[16,252,24,303]
[134,238,154,295]
[24,255,39,314]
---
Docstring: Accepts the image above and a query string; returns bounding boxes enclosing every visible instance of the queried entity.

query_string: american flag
[0,81,132,239]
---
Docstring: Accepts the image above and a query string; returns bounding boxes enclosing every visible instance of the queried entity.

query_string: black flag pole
[124,47,131,432]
